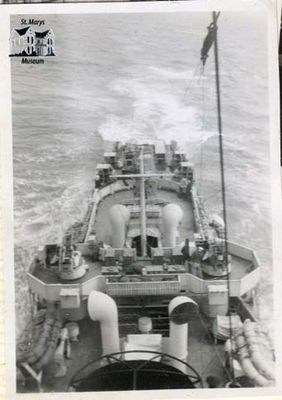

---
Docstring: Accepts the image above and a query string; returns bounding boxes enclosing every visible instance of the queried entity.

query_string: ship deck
[94,188,196,244]
[31,186,253,285]
[40,316,228,392]
[31,252,252,285]
[21,151,258,393]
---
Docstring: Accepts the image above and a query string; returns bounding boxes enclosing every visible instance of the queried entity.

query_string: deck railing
[106,275,180,296]
[84,180,134,242]
[28,240,261,301]
[28,265,260,301]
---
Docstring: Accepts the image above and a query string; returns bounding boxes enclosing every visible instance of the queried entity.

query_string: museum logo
[9,20,55,64]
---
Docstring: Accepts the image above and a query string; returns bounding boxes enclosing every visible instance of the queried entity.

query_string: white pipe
[168,296,198,373]
[169,321,188,361]
[109,204,130,248]
[162,204,183,247]
[88,290,120,356]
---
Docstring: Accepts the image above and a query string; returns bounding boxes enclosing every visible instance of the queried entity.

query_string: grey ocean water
[11,12,271,337]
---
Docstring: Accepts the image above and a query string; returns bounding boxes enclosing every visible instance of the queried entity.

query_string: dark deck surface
[40,316,227,392]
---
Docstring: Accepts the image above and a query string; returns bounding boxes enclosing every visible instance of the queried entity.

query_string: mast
[112,157,173,258]
[212,11,235,384]
[201,11,236,384]
[139,147,147,257]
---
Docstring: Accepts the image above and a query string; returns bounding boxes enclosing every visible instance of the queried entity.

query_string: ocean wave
[11,12,272,337]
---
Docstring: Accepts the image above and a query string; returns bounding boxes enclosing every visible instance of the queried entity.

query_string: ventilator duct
[109,204,130,248]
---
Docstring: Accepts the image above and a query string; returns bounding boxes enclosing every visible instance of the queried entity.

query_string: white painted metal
[168,296,198,372]
[88,290,120,355]
[109,204,130,248]
[162,203,183,247]
[140,147,147,257]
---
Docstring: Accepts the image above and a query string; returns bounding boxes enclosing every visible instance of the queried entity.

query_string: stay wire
[212,11,236,385]
[182,61,203,103]
[198,313,233,384]
[199,67,206,194]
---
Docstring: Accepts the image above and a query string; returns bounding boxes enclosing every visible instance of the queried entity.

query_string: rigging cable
[198,313,234,383]
[199,66,206,194]
[199,11,237,386]
[211,10,236,385]
[182,61,203,103]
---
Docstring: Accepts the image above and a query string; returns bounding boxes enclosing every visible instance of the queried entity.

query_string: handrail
[69,350,203,391]
[84,181,133,243]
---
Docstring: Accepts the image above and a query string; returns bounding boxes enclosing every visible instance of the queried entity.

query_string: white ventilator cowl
[88,290,120,356]
[168,296,199,372]
[109,204,130,248]
[162,203,183,247]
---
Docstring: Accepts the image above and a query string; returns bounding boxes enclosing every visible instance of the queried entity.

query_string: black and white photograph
[1,1,281,397]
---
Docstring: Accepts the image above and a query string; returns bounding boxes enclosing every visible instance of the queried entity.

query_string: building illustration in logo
[10,26,55,57]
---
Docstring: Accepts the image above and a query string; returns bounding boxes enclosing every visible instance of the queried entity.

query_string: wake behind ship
[15,12,275,393]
